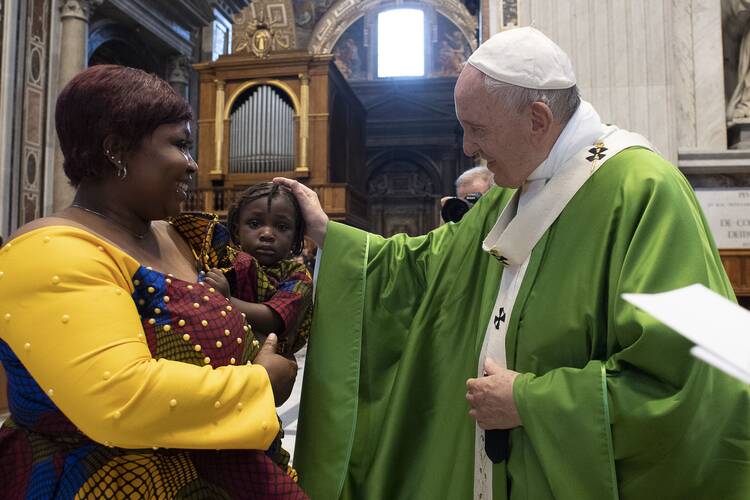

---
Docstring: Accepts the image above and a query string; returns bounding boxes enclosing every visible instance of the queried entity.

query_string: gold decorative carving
[213,80,226,174]
[223,80,301,119]
[235,18,274,58]
[59,0,102,21]
[297,73,310,175]
[233,1,295,55]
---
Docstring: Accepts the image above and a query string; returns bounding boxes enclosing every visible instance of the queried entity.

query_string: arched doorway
[367,156,441,236]
[88,21,159,73]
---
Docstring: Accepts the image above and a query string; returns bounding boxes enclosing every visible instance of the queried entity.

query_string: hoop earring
[116,163,128,180]
[105,149,127,180]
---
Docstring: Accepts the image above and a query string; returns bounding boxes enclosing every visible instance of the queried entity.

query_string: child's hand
[205,268,230,297]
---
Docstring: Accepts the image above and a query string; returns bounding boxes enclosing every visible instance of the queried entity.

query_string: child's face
[237,195,297,266]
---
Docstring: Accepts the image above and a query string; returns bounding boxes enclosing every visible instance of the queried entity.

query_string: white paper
[622,284,750,384]
[691,346,750,384]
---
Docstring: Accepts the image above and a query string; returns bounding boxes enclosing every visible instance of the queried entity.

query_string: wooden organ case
[193,51,368,227]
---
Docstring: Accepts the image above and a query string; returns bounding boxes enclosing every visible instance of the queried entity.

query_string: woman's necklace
[71,203,152,240]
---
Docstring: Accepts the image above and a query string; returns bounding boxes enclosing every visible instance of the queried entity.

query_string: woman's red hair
[55,64,192,186]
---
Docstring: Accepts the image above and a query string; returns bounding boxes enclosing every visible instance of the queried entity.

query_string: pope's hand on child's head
[273,177,329,247]
[205,268,230,297]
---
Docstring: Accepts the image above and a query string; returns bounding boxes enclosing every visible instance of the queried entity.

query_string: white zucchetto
[467,27,576,90]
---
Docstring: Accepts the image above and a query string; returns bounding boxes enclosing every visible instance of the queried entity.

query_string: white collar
[526,100,605,182]
[483,125,654,267]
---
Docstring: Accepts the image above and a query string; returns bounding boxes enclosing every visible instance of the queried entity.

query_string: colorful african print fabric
[169,212,236,274]
[0,213,307,499]
[228,252,313,356]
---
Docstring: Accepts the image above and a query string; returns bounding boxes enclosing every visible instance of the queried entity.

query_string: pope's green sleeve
[293,220,453,497]
[511,158,750,500]
[295,187,517,500]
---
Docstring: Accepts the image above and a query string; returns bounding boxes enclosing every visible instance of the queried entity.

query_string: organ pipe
[228,85,295,174]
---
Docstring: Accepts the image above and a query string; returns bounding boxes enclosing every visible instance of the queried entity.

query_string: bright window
[377,9,425,78]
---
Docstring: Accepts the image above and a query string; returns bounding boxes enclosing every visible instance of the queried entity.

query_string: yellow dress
[0,215,307,499]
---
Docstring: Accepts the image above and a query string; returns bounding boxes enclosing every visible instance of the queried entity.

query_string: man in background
[441,165,494,222]
[456,164,494,199]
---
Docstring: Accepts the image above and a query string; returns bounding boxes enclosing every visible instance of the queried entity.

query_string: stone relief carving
[368,163,439,236]
[167,56,191,86]
[309,0,477,55]
[367,163,435,198]
[22,0,55,224]
[233,1,296,54]
[367,173,389,196]
[727,0,750,124]
[59,0,102,21]
[293,0,336,48]
[502,0,518,28]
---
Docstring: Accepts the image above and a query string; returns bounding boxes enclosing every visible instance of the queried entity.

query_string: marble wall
[672,0,727,151]
[0,0,58,235]
[501,0,727,162]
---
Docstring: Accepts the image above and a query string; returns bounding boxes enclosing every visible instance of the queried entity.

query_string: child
[205,182,313,357]
[205,182,313,477]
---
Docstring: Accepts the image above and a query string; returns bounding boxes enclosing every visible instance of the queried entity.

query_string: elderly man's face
[457,177,491,199]
[455,66,549,188]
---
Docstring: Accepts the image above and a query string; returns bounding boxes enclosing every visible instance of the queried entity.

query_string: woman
[0,65,305,499]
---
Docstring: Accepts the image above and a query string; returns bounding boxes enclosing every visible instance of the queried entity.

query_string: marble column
[52,0,101,211]
[488,0,501,36]
[504,0,680,162]
[689,0,727,150]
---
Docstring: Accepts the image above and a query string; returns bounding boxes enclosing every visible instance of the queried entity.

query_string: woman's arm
[0,228,281,450]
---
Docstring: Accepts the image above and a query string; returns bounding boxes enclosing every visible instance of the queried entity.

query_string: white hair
[483,75,580,124]
[456,165,494,190]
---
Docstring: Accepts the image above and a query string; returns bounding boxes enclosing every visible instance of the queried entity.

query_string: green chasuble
[294,147,750,500]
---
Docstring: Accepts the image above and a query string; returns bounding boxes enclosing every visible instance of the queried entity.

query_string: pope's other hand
[466,358,522,429]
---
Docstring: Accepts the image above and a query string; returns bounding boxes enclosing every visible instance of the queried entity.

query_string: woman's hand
[253,333,298,407]
[204,268,230,298]
[273,177,329,247]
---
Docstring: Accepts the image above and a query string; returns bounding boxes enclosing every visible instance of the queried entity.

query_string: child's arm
[262,264,313,354]
[230,298,283,336]
[205,268,284,335]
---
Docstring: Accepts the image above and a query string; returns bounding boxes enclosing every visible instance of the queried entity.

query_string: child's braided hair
[226,182,306,256]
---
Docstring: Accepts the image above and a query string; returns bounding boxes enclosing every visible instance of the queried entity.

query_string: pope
[277,27,750,500]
